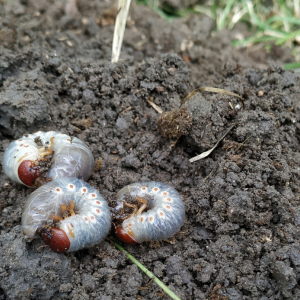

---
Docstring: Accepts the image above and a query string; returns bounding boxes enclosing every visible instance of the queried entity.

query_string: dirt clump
[157,107,192,140]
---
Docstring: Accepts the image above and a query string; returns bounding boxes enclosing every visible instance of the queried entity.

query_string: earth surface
[0,0,300,299]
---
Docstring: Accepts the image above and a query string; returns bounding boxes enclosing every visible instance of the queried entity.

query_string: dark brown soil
[0,1,299,300]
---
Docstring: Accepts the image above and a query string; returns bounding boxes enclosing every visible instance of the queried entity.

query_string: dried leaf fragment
[71,118,92,129]
[147,98,163,114]
[93,158,103,172]
[182,87,244,107]
[190,124,235,162]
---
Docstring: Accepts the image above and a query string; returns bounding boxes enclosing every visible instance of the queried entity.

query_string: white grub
[116,181,185,243]
[3,131,95,187]
[22,178,111,252]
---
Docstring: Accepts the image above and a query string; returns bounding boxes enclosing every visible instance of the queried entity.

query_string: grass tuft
[138,0,300,70]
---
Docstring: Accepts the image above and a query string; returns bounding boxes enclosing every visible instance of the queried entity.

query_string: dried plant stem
[112,0,132,63]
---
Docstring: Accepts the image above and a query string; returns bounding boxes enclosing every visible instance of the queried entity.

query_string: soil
[0,0,300,300]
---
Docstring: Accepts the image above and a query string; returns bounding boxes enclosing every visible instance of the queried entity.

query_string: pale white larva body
[22,177,111,252]
[116,181,185,243]
[3,131,94,187]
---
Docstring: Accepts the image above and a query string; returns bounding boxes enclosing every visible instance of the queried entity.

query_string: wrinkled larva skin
[3,131,94,187]
[22,177,111,252]
[116,181,185,243]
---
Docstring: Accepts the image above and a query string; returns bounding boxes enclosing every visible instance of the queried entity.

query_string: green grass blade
[295,0,300,18]
[211,0,218,22]
[284,62,300,70]
[276,28,300,45]
[232,33,279,46]
[265,15,300,26]
[113,241,182,300]
[229,6,248,29]
[217,0,236,30]
[245,1,266,29]
[193,5,214,19]
[263,29,286,38]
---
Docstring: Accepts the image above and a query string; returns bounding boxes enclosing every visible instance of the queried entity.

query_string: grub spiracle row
[22,177,111,252]
[114,181,185,244]
[3,131,94,187]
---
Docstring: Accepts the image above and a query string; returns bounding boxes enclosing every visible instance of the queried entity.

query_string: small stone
[270,261,297,294]
[116,117,128,131]
[167,67,176,75]
[81,274,95,292]
[59,283,73,293]
[82,89,96,104]
[258,90,264,96]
